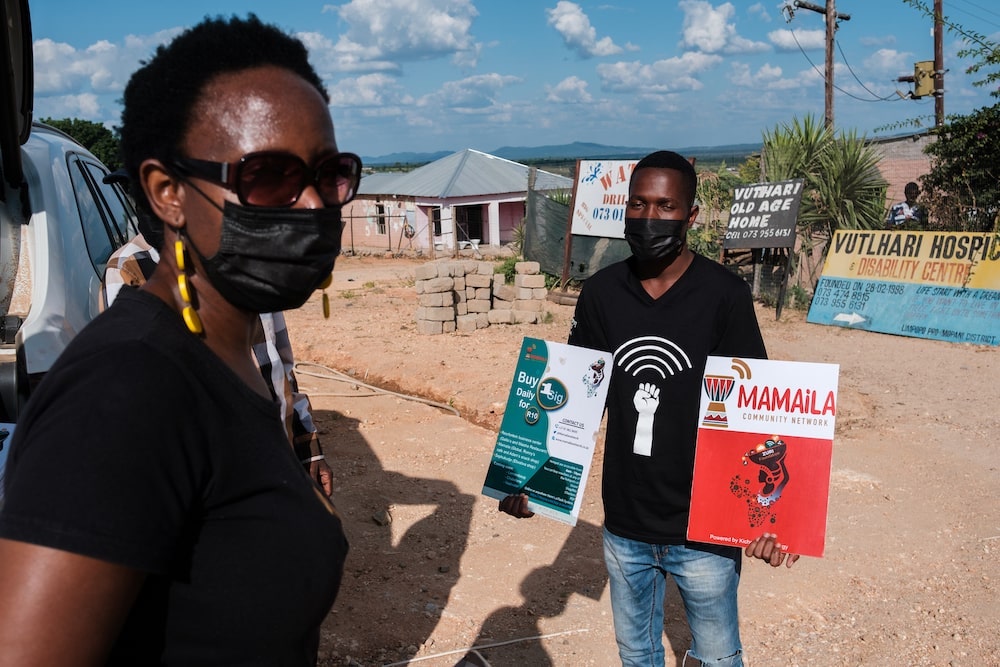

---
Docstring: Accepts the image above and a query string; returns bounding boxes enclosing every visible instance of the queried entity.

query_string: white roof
[359,148,572,198]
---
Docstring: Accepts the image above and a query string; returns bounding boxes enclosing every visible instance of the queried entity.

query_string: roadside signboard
[723,178,804,249]
[807,230,1000,346]
[568,159,636,239]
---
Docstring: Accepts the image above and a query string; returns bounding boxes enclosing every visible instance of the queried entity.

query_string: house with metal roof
[341,148,572,255]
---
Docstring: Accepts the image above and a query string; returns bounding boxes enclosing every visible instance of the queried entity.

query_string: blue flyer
[482,337,612,525]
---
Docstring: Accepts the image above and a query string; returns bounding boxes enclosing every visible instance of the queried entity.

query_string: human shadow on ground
[313,407,475,667]
[467,518,606,666]
[466,517,693,666]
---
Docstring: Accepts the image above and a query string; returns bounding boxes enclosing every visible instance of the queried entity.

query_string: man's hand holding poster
[688,356,839,557]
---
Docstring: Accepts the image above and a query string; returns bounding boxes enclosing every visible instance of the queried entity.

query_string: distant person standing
[887,182,925,228]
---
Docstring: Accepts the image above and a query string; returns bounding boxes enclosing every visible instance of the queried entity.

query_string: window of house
[375,202,387,235]
[431,207,442,236]
[456,204,483,242]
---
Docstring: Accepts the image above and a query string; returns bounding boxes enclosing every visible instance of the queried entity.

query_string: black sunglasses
[172,151,363,208]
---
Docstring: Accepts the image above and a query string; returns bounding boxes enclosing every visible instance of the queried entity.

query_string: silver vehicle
[1,0,137,422]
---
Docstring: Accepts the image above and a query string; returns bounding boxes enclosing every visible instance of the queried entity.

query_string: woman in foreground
[0,15,358,666]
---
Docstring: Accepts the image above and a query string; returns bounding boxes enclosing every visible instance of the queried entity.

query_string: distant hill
[362,150,453,167]
[491,141,655,161]
[363,141,762,167]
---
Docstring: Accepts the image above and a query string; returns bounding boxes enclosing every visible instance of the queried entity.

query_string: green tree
[761,114,887,287]
[691,164,745,261]
[919,103,1000,232]
[736,154,761,183]
[41,117,122,169]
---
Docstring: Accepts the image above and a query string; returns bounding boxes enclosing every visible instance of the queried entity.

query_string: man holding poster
[501,151,799,667]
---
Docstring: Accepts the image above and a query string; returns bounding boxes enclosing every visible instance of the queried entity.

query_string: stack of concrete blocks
[489,261,547,326]
[413,260,548,334]
[461,262,496,332]
[412,260,486,335]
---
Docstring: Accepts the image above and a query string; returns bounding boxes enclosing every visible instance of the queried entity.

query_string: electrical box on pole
[913,60,934,98]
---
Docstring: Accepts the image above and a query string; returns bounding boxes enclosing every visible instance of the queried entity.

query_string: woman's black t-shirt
[0,289,348,665]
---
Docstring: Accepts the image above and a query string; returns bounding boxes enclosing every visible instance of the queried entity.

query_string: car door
[1,0,137,422]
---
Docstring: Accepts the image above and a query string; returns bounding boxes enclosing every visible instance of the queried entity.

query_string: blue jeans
[603,527,743,667]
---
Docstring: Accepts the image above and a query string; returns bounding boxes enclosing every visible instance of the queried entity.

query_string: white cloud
[298,31,399,75]
[748,3,771,23]
[327,72,413,107]
[547,1,623,58]
[423,73,522,110]
[728,62,783,87]
[35,93,103,120]
[727,60,825,93]
[545,76,593,103]
[768,28,825,51]
[679,0,770,55]
[330,0,481,69]
[596,51,724,93]
[864,48,911,76]
[726,34,771,55]
[32,30,176,97]
[680,0,732,52]
[31,28,181,123]
[32,39,79,93]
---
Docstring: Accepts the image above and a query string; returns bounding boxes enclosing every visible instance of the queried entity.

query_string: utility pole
[785,1,851,130]
[934,0,944,127]
[895,1,945,124]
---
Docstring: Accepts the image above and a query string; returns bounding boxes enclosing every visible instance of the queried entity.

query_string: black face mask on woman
[624,217,687,264]
[187,200,342,313]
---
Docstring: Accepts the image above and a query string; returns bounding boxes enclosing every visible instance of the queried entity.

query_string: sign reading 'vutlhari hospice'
[724,178,804,249]
[808,230,1000,346]
[482,338,612,526]
[688,356,839,558]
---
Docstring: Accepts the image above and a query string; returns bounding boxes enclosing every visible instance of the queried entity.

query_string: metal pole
[560,160,581,291]
[825,0,835,129]
[934,0,944,127]
[791,1,850,130]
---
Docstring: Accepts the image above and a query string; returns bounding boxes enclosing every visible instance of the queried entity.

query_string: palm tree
[761,114,887,289]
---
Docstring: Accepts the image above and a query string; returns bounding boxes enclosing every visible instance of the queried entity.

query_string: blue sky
[28,0,1000,159]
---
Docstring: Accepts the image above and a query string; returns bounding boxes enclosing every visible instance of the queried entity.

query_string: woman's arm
[0,538,145,667]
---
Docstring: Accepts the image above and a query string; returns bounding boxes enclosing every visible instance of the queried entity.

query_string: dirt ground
[282,253,998,667]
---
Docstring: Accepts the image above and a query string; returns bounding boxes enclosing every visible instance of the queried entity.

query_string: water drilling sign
[570,159,636,239]
[807,230,1000,346]
[724,178,804,249]
[482,337,612,526]
[688,356,839,558]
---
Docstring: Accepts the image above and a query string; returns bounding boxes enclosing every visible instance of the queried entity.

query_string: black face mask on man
[624,217,687,264]
[187,200,342,313]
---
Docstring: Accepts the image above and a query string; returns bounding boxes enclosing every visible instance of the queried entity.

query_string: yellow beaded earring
[319,274,332,319]
[174,235,204,335]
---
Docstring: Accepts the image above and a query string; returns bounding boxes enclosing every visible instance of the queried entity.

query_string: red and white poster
[688,356,839,558]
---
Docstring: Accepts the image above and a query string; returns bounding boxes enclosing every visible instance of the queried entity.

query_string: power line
[835,40,906,102]
[789,29,904,103]
[949,0,1000,29]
